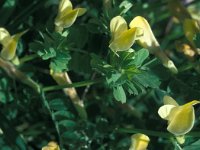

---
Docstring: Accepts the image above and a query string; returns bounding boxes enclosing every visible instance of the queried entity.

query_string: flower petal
[109,27,142,52]
[129,16,178,73]
[129,16,160,53]
[55,9,79,29]
[167,104,195,136]
[110,16,128,41]
[77,8,87,17]
[1,30,28,60]
[163,96,179,106]
[42,141,60,150]
[59,0,72,14]
[129,133,150,150]
[158,104,176,120]
[0,28,11,47]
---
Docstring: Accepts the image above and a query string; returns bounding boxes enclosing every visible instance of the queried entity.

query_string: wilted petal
[158,104,176,120]
[167,104,195,136]
[110,16,128,41]
[109,27,143,52]
[129,133,150,150]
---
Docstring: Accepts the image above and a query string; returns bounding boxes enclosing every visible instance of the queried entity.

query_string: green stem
[40,91,63,147]
[43,78,104,92]
[19,54,39,64]
[116,128,171,138]
[116,128,200,138]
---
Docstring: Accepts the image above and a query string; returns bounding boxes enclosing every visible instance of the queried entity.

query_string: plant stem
[116,128,172,138]
[19,54,39,64]
[43,78,104,92]
[0,58,40,93]
[116,128,200,138]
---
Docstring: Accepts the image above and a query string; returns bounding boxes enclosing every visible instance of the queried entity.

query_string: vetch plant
[109,16,143,52]
[55,0,87,32]
[129,133,150,150]
[1,0,200,149]
[158,96,200,143]
[0,28,27,62]
[42,141,60,150]
[129,16,178,73]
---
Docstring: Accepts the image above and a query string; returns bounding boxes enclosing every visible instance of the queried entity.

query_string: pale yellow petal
[55,0,73,28]
[183,100,200,107]
[110,16,128,40]
[77,8,87,17]
[42,141,60,150]
[55,9,79,29]
[130,16,178,73]
[163,96,179,106]
[158,104,176,120]
[183,19,200,47]
[167,105,195,136]
[176,135,185,144]
[129,133,150,150]
[1,30,28,60]
[59,0,72,14]
[129,16,160,53]
[109,27,142,52]
[0,28,11,47]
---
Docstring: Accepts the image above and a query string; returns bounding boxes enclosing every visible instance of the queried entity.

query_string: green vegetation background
[0,0,200,149]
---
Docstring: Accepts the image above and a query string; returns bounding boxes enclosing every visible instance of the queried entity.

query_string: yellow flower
[42,141,60,150]
[175,42,195,59]
[55,0,87,32]
[109,16,143,52]
[0,28,27,60]
[158,96,200,136]
[129,16,178,74]
[129,133,150,150]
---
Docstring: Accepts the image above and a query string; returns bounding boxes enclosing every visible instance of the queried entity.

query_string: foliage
[0,0,200,150]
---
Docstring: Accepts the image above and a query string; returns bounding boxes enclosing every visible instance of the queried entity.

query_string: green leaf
[106,73,122,86]
[30,31,71,72]
[133,49,149,67]
[49,99,67,111]
[0,111,27,150]
[58,120,76,129]
[0,0,16,25]
[50,50,71,72]
[119,0,133,15]
[133,71,160,88]
[113,85,126,103]
[37,47,56,60]
[54,110,74,119]
[183,140,200,150]
[61,131,80,141]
